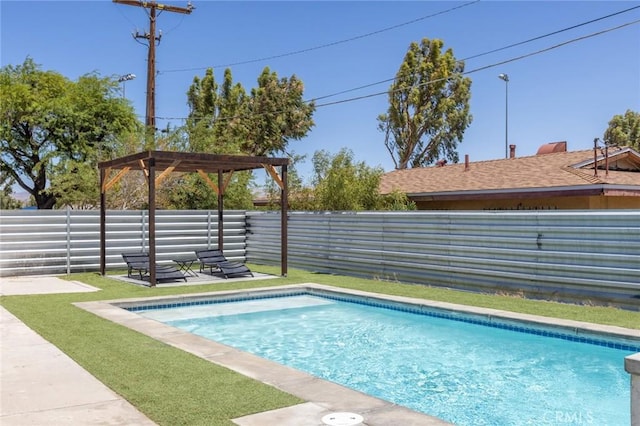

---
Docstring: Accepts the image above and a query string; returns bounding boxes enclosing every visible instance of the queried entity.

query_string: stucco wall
[413,195,640,210]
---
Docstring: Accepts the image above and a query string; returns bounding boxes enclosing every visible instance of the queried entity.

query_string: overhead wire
[113,2,141,29]
[119,1,640,123]
[113,3,149,48]
[313,18,640,108]
[463,3,640,61]
[160,12,189,36]
[311,3,640,102]
[158,0,480,74]
[153,17,640,122]
[154,4,640,121]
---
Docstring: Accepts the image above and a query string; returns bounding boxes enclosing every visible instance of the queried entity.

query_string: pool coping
[74,283,640,425]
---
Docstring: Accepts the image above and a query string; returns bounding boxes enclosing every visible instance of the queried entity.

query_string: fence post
[141,210,147,252]
[207,210,212,248]
[66,206,71,275]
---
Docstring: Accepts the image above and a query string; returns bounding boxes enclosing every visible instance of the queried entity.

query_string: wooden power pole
[112,1,194,134]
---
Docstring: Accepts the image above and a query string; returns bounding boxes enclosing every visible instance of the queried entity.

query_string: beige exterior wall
[413,195,640,210]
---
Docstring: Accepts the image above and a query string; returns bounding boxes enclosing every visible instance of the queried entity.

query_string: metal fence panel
[246,210,640,308]
[0,209,247,276]
[2,209,639,307]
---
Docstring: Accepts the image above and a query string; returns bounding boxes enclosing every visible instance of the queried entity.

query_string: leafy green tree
[0,58,139,209]
[187,66,315,157]
[177,67,315,210]
[312,148,381,211]
[381,190,416,211]
[0,171,23,209]
[49,159,99,209]
[260,149,415,211]
[604,110,640,150]
[186,68,247,153]
[232,67,315,156]
[378,38,472,169]
[158,171,255,210]
[312,148,414,211]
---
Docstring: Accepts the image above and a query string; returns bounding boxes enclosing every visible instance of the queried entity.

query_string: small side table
[172,256,199,277]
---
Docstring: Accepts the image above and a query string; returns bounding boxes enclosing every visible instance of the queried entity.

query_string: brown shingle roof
[380,148,640,195]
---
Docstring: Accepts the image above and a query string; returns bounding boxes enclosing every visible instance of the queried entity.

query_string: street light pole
[498,73,509,159]
[118,73,136,98]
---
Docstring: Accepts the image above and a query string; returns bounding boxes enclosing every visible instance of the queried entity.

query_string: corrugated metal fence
[2,209,639,307]
[0,209,248,276]
[247,210,640,308]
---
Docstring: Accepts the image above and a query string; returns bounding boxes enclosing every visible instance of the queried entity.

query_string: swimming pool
[127,287,640,425]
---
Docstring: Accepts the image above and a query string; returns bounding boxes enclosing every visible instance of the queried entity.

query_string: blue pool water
[134,294,637,425]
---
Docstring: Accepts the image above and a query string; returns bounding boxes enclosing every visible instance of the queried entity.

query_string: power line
[463,3,640,61]
[159,0,480,74]
[155,3,640,121]
[311,4,640,102]
[154,18,640,122]
[313,19,640,108]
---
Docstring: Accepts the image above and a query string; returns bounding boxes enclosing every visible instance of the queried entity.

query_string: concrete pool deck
[75,284,451,426]
[76,283,640,426]
[3,276,640,425]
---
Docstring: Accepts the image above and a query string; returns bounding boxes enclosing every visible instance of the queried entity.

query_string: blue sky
[2,1,639,183]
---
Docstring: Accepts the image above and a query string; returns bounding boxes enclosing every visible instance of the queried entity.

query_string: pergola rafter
[99,151,289,286]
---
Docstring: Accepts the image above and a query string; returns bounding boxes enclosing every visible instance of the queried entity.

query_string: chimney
[464,154,469,171]
[509,144,516,159]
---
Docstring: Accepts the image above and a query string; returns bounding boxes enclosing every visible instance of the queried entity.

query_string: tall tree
[233,67,315,156]
[180,67,315,210]
[378,38,472,169]
[187,66,315,157]
[0,58,139,208]
[186,67,247,154]
[604,109,640,150]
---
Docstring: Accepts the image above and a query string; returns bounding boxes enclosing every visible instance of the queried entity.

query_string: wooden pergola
[98,151,289,286]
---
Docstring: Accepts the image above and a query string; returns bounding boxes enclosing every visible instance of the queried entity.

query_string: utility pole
[112,1,194,137]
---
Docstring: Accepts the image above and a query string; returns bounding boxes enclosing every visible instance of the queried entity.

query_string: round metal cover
[321,412,364,426]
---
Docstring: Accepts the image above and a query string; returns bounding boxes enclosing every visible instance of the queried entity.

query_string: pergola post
[217,169,223,251]
[100,168,106,276]
[281,164,288,277]
[148,158,156,286]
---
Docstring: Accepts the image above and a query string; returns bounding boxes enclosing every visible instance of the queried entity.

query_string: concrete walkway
[1,276,449,425]
[0,276,156,425]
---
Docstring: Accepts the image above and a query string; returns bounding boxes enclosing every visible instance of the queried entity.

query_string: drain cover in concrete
[321,412,364,426]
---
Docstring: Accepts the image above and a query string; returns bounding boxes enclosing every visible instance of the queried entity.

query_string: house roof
[380,146,640,198]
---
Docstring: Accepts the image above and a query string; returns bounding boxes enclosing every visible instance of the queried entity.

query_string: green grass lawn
[2,265,639,425]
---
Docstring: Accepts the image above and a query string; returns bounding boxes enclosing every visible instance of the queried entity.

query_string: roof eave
[407,184,640,201]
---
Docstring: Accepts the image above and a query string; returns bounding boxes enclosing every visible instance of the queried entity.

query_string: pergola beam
[102,166,131,192]
[155,160,181,186]
[197,169,219,195]
[263,164,284,190]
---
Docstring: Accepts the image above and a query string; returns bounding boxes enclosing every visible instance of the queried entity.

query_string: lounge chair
[121,252,150,279]
[194,249,254,279]
[121,252,187,282]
